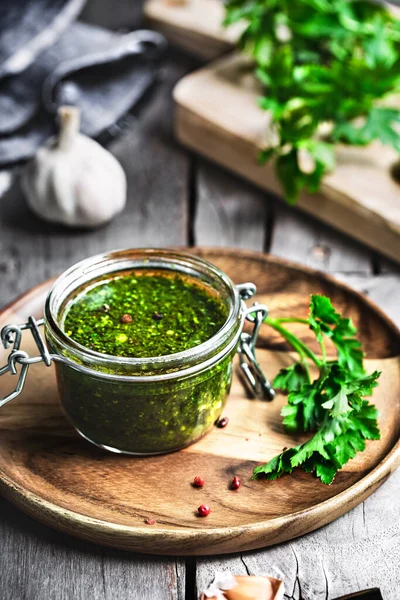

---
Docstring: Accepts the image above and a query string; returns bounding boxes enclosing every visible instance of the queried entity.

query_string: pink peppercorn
[120,313,133,324]
[198,504,211,517]
[231,476,241,490]
[193,476,205,488]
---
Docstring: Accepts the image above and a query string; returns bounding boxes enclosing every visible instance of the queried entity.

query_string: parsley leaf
[254,401,380,485]
[225,0,400,203]
[362,107,400,152]
[257,295,381,484]
[282,381,322,432]
[309,294,340,340]
[309,295,365,376]
[322,386,352,418]
[333,107,400,152]
[273,362,310,393]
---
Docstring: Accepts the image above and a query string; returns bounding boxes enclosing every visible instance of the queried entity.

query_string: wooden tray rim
[1,434,399,540]
[0,247,399,554]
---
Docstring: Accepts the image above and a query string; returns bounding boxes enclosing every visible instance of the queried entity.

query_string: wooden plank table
[0,1,399,598]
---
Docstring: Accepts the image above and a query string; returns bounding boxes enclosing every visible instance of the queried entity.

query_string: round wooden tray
[0,248,399,556]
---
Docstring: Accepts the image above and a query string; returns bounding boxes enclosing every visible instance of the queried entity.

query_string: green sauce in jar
[51,266,237,455]
[63,271,228,358]
[55,353,234,454]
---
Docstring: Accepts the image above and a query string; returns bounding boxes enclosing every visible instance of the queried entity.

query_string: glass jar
[0,249,273,455]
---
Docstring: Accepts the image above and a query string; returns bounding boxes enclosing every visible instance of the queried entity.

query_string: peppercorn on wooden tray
[0,248,399,556]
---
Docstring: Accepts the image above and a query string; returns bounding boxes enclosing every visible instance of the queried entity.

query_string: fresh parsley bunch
[254,295,381,484]
[225,0,400,203]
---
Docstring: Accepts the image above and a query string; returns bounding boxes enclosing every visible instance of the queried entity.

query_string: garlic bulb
[22,106,127,228]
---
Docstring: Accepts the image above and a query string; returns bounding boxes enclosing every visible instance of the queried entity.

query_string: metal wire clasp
[0,317,52,408]
[0,285,275,406]
[236,284,275,400]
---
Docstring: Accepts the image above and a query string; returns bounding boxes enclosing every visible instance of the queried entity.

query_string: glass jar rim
[44,248,244,375]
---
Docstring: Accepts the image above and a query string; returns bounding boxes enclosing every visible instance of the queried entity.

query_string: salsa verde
[63,272,228,357]
[54,270,234,454]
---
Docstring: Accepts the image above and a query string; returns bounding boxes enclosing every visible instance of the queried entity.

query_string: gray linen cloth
[0,0,166,191]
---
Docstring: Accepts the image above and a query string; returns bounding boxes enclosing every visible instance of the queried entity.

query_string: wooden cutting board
[144,0,237,59]
[0,248,399,555]
[144,0,400,58]
[146,0,400,263]
[174,55,400,263]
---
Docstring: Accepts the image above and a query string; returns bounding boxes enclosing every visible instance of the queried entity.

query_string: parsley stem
[301,358,312,383]
[319,338,327,363]
[264,317,322,369]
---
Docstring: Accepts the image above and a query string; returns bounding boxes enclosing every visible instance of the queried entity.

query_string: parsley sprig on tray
[254,295,381,484]
[225,0,400,203]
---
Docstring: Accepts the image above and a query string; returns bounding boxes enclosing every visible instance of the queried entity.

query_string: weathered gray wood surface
[0,2,190,599]
[0,502,185,600]
[194,164,400,600]
[195,159,270,251]
[0,0,399,599]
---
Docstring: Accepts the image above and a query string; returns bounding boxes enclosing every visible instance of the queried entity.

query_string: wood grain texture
[0,249,399,558]
[174,53,400,263]
[193,156,374,274]
[194,159,270,251]
[144,0,238,60]
[0,499,185,600]
[196,468,400,599]
[339,274,400,326]
[379,254,400,274]
[270,204,374,275]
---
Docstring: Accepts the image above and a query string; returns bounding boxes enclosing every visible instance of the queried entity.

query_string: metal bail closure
[1,285,276,406]
[236,284,275,400]
[0,317,52,408]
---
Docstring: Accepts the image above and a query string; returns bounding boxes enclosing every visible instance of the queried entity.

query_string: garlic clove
[203,574,284,600]
[22,105,127,229]
[225,576,283,600]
